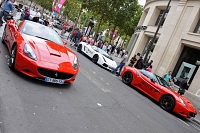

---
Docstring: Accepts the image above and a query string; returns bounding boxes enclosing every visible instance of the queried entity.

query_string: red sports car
[2,19,79,84]
[121,66,197,118]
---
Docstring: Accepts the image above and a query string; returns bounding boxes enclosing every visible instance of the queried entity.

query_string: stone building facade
[127,0,200,95]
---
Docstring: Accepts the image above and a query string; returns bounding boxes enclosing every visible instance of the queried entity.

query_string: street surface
[0,12,199,133]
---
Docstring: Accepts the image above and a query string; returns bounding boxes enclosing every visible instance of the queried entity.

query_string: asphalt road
[0,13,199,133]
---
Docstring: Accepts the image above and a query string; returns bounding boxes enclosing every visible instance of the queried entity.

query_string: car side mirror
[63,40,67,45]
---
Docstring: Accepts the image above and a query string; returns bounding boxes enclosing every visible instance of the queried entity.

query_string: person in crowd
[23,7,30,20]
[107,44,112,53]
[0,0,13,26]
[33,9,40,22]
[43,17,49,26]
[168,78,175,90]
[163,71,172,83]
[73,28,82,48]
[145,60,153,69]
[111,51,128,76]
[102,42,107,51]
[121,48,126,58]
[146,65,152,72]
[178,77,189,95]
[110,44,116,54]
[128,54,137,67]
[135,56,144,69]
[48,19,54,29]
[116,47,121,57]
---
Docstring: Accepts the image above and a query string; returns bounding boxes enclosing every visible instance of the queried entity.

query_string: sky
[138,0,146,6]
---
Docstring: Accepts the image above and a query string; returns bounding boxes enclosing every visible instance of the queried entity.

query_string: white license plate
[45,77,64,84]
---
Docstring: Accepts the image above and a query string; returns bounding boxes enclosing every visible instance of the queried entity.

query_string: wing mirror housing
[63,40,67,45]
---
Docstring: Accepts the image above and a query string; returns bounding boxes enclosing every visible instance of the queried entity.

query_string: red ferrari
[121,66,197,118]
[2,19,79,84]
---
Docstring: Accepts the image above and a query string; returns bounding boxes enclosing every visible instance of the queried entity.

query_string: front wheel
[122,72,133,85]
[8,45,17,71]
[159,95,175,112]
[2,25,6,44]
[92,55,99,64]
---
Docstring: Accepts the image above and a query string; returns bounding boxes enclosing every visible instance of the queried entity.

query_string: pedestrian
[111,51,128,76]
[107,44,112,53]
[145,60,153,69]
[33,9,40,22]
[0,0,13,26]
[23,7,30,20]
[163,71,172,83]
[146,65,152,72]
[43,17,49,26]
[128,54,137,67]
[168,78,175,90]
[135,56,144,69]
[178,77,189,95]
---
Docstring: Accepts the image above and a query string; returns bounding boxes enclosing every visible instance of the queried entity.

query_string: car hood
[22,34,76,65]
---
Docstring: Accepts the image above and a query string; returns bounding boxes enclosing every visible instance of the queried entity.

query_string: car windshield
[21,21,63,45]
[139,69,171,88]
[139,69,159,83]
[155,75,171,88]
[91,46,113,60]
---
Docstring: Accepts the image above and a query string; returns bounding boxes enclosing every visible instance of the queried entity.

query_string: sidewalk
[111,54,200,124]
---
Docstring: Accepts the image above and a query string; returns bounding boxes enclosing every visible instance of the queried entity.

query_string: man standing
[111,51,128,76]
[163,71,172,83]
[178,77,189,95]
[33,9,40,22]
[0,0,13,26]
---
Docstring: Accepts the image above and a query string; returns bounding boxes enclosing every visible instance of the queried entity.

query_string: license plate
[45,77,64,84]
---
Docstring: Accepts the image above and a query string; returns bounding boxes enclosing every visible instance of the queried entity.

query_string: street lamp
[143,0,172,63]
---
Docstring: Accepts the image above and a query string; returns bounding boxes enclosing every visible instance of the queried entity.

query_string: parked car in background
[77,42,117,71]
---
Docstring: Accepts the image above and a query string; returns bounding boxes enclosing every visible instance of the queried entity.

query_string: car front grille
[38,68,73,79]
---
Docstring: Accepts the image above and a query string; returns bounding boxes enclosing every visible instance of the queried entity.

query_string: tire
[92,54,99,64]
[8,45,17,71]
[122,72,133,85]
[77,44,82,53]
[159,95,175,112]
[2,25,6,44]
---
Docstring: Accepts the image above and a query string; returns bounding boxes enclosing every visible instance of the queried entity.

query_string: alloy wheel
[92,55,98,64]
[159,95,175,112]
[122,72,133,85]
[8,45,17,70]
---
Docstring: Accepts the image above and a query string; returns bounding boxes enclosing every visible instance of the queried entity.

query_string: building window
[194,19,200,34]
[155,10,168,26]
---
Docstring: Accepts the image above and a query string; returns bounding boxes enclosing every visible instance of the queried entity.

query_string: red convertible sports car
[2,19,79,84]
[120,66,197,118]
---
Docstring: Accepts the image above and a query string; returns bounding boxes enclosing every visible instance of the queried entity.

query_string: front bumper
[173,101,197,118]
[14,51,79,84]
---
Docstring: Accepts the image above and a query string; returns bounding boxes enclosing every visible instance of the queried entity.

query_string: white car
[77,42,117,71]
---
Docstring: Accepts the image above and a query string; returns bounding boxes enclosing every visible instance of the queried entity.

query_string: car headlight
[24,44,37,60]
[179,97,186,107]
[73,56,78,69]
